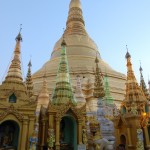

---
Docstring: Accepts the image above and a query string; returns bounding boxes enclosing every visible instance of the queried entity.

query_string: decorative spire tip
[69,0,82,9]
[95,52,99,63]
[16,24,22,42]
[139,60,143,72]
[148,75,150,84]
[61,28,67,46]
[125,45,131,59]
[28,59,32,68]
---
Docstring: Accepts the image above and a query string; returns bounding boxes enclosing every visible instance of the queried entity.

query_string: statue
[82,128,87,144]
[136,126,144,150]
[29,131,38,150]
[89,138,111,150]
[130,102,138,115]
[113,105,120,117]
[2,135,9,146]
[47,129,55,150]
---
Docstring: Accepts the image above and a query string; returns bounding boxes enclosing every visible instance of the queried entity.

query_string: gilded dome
[32,0,126,107]
[51,35,100,59]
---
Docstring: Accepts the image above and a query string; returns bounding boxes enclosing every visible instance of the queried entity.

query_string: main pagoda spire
[64,0,87,35]
[51,37,76,105]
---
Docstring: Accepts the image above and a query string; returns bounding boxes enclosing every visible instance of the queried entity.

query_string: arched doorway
[120,134,126,148]
[60,115,77,150]
[0,120,19,149]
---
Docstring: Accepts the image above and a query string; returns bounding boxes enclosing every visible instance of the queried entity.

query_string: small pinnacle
[125,45,131,59]
[148,76,150,84]
[104,68,108,77]
[95,52,99,63]
[16,24,23,41]
[43,67,46,78]
[20,24,22,32]
[126,45,128,51]
[61,28,67,46]
[28,60,32,68]
[139,61,143,72]
[61,36,67,46]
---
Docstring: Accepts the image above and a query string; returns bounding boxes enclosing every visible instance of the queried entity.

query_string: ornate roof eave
[0,86,30,102]
[123,99,147,104]
[19,100,37,109]
[48,102,86,120]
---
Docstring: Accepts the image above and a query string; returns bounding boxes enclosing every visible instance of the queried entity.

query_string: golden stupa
[32,0,126,109]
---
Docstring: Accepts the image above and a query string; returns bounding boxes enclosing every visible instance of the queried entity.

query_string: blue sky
[0,0,150,87]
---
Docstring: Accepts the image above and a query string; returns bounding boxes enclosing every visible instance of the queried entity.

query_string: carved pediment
[0,105,24,122]
[48,101,86,120]
[6,89,20,98]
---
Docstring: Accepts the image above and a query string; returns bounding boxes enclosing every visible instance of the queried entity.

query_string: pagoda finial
[0,27,29,102]
[61,29,67,47]
[5,27,23,83]
[95,52,99,63]
[148,76,150,96]
[51,36,76,105]
[37,72,49,109]
[65,0,87,35]
[148,76,150,88]
[139,63,149,100]
[26,59,33,97]
[125,45,131,59]
[139,61,143,72]
[124,48,147,114]
[16,24,22,42]
[43,68,47,90]
[93,53,105,98]
[69,0,82,9]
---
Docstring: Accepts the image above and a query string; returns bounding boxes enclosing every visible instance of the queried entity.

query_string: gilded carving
[130,102,138,115]
[136,127,144,150]
[47,128,55,149]
[0,105,24,122]
[49,102,86,120]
